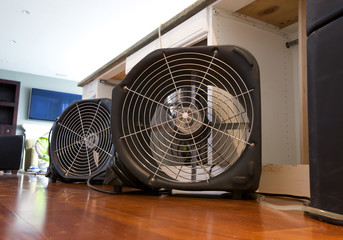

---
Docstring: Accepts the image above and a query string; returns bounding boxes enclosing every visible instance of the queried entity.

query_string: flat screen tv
[29,88,82,121]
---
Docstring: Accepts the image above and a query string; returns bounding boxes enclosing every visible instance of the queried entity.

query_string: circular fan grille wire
[120,51,254,183]
[54,101,113,177]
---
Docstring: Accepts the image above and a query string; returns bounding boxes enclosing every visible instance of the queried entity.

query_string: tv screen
[29,88,82,121]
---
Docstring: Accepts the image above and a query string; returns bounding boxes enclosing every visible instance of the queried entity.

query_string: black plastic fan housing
[47,98,114,183]
[111,45,261,194]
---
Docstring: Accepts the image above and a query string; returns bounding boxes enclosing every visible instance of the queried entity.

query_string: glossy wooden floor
[0,174,342,239]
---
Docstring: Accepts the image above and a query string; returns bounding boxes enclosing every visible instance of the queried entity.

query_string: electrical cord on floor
[87,170,120,195]
[253,193,343,222]
[86,170,171,196]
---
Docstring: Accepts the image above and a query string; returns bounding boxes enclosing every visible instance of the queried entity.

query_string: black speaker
[307,14,343,225]
[0,135,24,170]
[306,0,343,36]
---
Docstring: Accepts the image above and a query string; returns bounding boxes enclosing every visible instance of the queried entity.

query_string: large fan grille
[54,100,112,178]
[120,50,254,183]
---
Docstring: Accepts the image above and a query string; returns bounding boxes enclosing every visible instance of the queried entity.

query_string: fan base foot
[112,186,123,193]
[232,191,243,200]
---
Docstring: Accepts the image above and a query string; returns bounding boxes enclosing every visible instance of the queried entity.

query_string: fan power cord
[87,170,171,195]
[87,170,120,195]
[254,193,343,221]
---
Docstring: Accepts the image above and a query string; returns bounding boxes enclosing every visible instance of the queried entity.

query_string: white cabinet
[209,6,300,164]
[81,0,305,165]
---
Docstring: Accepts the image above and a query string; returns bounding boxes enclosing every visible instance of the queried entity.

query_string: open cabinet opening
[210,0,302,166]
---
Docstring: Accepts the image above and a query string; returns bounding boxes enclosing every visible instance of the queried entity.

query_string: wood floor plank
[0,202,46,239]
[0,174,342,239]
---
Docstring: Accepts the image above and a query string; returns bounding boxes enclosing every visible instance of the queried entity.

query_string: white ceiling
[0,0,197,82]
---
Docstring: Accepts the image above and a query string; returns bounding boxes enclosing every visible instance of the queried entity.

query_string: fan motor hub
[175,107,203,135]
[84,133,99,150]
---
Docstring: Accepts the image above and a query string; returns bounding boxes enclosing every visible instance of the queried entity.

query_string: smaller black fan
[47,98,114,183]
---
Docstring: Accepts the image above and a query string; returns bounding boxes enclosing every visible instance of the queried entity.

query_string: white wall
[210,7,300,164]
[0,69,82,136]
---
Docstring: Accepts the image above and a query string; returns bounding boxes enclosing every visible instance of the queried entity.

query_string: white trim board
[258,164,310,197]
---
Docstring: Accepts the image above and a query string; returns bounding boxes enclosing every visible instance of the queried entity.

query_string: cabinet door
[0,125,16,135]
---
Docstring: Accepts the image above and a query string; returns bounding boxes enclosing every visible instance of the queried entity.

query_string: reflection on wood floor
[0,174,342,239]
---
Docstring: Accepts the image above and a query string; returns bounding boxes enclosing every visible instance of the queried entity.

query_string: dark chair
[0,135,24,170]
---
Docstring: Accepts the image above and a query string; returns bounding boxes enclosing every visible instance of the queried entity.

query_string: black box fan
[47,98,114,183]
[110,45,261,197]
